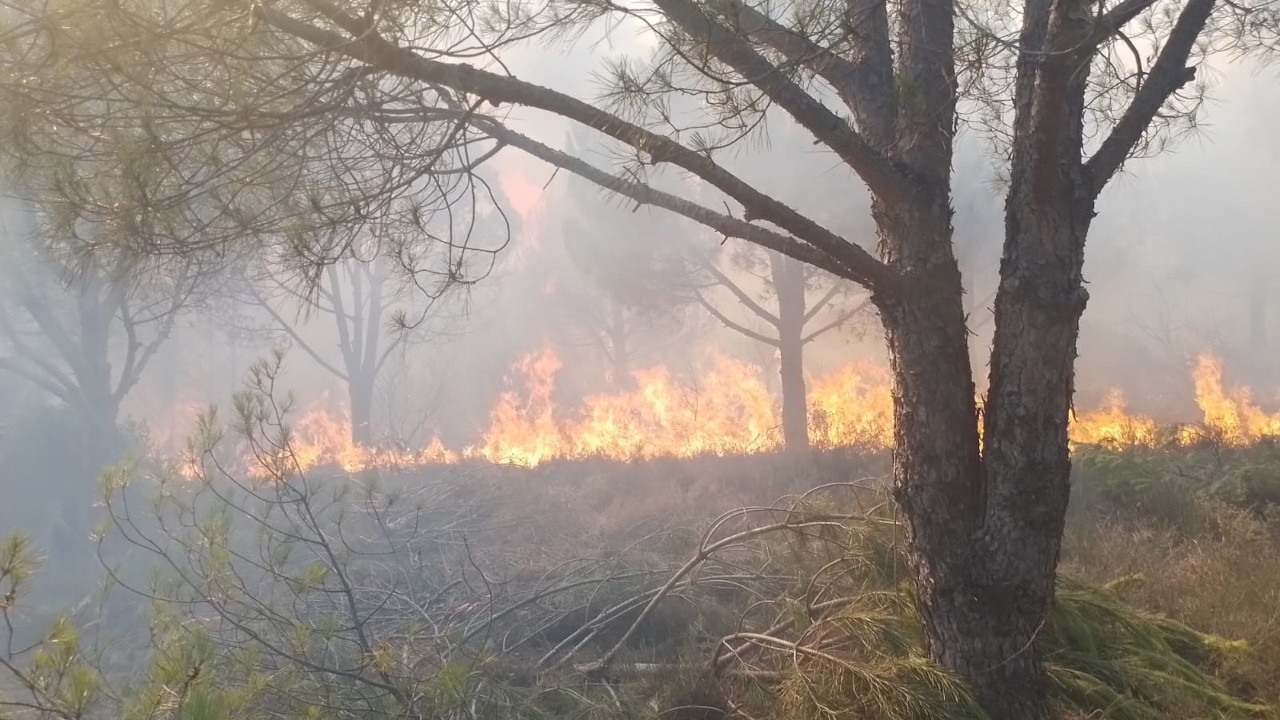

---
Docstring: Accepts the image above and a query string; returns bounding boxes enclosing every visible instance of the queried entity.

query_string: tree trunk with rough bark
[876,202,1090,720]
[871,197,1058,719]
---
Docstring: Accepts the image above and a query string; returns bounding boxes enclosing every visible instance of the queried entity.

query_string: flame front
[169,351,1280,476]
[282,408,460,472]
[1067,388,1162,449]
[1189,355,1280,444]
[475,349,849,465]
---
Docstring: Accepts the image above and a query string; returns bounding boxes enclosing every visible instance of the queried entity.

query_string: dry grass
[391,449,889,555]
[375,445,1280,718]
[1064,501,1280,704]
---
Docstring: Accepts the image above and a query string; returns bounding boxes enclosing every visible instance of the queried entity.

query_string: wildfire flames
[1065,356,1280,448]
[178,351,1280,476]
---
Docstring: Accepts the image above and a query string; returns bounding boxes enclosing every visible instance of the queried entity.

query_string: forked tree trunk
[773,253,809,451]
[875,186,1089,718]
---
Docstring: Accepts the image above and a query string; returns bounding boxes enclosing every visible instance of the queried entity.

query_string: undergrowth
[720,491,1269,720]
[1067,440,1280,709]
[6,437,1280,720]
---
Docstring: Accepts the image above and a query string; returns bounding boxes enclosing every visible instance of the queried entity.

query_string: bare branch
[650,0,910,200]
[703,261,782,326]
[246,283,350,381]
[694,0,897,147]
[802,298,872,344]
[1085,0,1218,196]
[256,4,900,292]
[694,290,781,346]
[471,118,863,281]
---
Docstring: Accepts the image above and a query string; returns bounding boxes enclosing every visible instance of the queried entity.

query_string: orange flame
[280,407,459,472]
[165,351,1280,477]
[807,361,895,449]
[1067,388,1161,449]
[1188,355,1280,444]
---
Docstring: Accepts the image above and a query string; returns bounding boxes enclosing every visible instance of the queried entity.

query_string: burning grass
[167,351,1280,481]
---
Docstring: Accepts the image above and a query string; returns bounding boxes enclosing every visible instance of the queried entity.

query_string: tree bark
[771,252,809,451]
[873,204,1036,716]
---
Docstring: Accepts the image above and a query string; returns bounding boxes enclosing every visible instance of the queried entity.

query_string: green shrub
[1071,447,1212,536]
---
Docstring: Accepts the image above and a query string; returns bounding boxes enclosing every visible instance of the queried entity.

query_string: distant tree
[206,181,508,446]
[222,253,416,446]
[646,123,876,450]
[0,199,193,460]
[686,244,870,450]
[254,254,399,443]
[544,155,702,387]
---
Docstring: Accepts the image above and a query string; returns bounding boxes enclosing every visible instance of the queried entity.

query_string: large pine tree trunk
[773,253,809,451]
[875,184,1089,718]
[970,157,1093,720]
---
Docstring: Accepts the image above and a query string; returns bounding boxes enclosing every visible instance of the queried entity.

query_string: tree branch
[114,297,143,402]
[0,356,74,403]
[694,291,781,347]
[1096,0,1162,41]
[1084,0,1217,197]
[702,262,781,326]
[113,295,181,403]
[248,284,350,380]
[257,4,900,293]
[373,330,405,378]
[650,0,910,198]
[700,0,896,147]
[802,283,843,324]
[0,305,78,400]
[16,293,85,381]
[802,298,872,343]
[469,117,866,282]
